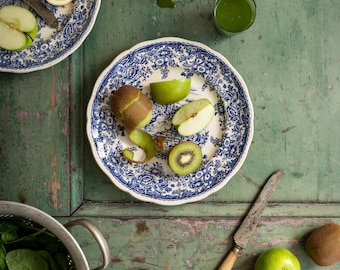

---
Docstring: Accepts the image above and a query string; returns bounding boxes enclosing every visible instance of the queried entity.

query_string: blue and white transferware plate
[0,0,100,73]
[87,37,254,206]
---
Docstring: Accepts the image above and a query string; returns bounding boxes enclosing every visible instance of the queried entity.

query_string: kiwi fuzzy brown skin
[154,136,166,152]
[110,85,152,132]
[110,85,140,119]
[305,222,340,266]
[168,141,202,175]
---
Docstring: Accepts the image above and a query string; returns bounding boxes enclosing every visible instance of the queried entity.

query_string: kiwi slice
[168,142,202,175]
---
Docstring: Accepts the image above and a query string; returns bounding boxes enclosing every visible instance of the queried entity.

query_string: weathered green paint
[59,217,340,270]
[1,0,340,269]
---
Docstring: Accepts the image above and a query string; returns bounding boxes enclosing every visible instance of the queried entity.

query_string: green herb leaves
[6,249,49,270]
[0,221,72,270]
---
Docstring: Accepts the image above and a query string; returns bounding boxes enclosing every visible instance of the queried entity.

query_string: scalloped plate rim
[86,37,254,206]
[0,0,101,73]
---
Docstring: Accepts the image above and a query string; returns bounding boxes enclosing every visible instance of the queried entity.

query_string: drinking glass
[214,0,256,35]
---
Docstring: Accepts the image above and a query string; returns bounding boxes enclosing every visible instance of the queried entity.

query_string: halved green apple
[110,85,153,133]
[0,5,38,51]
[150,78,191,104]
[172,98,214,136]
[123,129,158,163]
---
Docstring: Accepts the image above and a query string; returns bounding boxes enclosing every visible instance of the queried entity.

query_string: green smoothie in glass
[214,0,256,35]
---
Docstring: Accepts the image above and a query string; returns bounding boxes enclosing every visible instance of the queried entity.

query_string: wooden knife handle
[218,246,241,270]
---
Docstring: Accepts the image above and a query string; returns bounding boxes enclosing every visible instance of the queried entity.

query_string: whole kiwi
[305,222,340,266]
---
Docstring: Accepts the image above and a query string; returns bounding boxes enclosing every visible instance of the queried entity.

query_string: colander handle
[64,219,111,270]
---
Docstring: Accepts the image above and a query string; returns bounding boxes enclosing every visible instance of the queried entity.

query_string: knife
[23,0,59,28]
[218,170,285,270]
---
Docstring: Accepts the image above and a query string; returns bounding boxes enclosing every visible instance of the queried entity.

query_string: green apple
[150,78,191,104]
[123,129,157,163]
[46,0,73,6]
[172,98,214,136]
[110,85,153,133]
[0,5,38,51]
[254,247,301,270]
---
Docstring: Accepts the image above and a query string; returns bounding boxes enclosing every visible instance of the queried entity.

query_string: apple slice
[172,98,214,136]
[47,0,73,6]
[150,78,191,104]
[123,130,157,163]
[0,5,38,51]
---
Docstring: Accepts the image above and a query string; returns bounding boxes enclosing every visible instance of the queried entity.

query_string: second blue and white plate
[0,0,100,73]
[87,37,254,205]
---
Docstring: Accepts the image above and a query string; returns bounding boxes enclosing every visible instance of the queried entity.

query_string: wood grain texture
[1,0,340,269]
[0,62,72,215]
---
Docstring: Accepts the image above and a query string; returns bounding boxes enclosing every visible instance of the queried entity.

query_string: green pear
[123,129,157,163]
[172,98,214,136]
[150,78,191,104]
[0,5,38,51]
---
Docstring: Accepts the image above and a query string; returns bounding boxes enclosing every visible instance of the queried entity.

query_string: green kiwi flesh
[168,142,202,175]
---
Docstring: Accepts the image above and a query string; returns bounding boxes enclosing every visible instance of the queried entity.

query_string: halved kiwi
[168,141,202,175]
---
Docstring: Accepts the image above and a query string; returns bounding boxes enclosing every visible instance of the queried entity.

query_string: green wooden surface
[1,0,340,269]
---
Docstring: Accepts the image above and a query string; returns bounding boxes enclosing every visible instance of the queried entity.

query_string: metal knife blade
[218,170,285,270]
[23,0,59,28]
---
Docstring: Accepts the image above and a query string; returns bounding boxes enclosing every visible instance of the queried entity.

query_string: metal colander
[0,201,110,270]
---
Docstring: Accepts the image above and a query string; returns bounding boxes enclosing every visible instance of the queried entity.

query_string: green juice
[214,0,256,35]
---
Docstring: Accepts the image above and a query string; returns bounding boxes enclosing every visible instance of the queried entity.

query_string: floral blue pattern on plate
[0,0,100,73]
[87,37,254,206]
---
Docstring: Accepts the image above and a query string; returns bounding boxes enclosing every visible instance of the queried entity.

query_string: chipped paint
[135,220,150,236]
[50,66,57,108]
[16,110,30,121]
[132,256,146,263]
[49,144,61,210]
[257,238,300,247]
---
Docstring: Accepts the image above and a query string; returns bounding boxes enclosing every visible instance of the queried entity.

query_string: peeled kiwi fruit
[305,222,340,266]
[110,85,152,133]
[168,142,202,175]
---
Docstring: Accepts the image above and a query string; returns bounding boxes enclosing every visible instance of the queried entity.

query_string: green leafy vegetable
[6,249,49,270]
[55,252,69,270]
[36,250,59,270]
[0,222,18,243]
[157,0,175,8]
[0,244,7,270]
[0,221,73,269]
